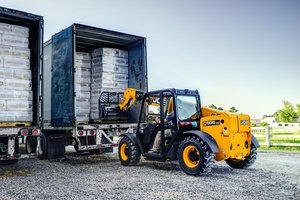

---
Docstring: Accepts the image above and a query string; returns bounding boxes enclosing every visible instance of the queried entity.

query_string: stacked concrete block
[90,48,129,120]
[75,52,91,122]
[0,22,32,122]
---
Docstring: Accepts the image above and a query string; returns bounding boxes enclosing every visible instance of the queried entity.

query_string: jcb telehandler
[118,88,259,176]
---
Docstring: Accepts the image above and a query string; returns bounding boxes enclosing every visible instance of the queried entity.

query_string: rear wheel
[118,137,141,166]
[225,144,257,169]
[36,134,47,160]
[178,136,215,176]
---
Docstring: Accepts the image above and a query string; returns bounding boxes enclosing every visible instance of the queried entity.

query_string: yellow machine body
[200,107,252,161]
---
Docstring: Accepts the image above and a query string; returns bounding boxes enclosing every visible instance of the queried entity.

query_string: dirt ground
[0,149,299,200]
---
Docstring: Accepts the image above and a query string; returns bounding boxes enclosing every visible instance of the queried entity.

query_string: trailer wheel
[225,144,257,169]
[0,159,18,165]
[178,136,215,176]
[25,137,37,154]
[37,134,47,160]
[118,137,140,166]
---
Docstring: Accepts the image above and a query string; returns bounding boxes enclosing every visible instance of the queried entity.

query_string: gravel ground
[0,149,299,200]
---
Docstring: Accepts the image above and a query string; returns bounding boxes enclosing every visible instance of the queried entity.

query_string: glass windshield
[177,95,199,121]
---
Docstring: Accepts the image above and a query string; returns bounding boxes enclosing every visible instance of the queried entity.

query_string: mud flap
[251,135,260,148]
[47,134,66,159]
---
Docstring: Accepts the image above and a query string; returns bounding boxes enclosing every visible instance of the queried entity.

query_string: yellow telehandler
[118,88,259,175]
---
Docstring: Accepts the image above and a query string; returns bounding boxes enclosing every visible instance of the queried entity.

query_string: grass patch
[0,169,31,178]
[258,146,300,152]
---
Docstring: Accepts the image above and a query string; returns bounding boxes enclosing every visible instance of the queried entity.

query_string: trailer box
[0,6,43,163]
[43,24,147,128]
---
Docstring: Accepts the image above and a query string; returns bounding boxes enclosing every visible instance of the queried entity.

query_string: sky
[1,0,299,117]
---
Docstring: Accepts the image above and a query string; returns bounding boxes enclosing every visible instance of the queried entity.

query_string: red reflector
[33,129,39,135]
[78,130,84,136]
[21,129,27,136]
[185,122,191,125]
[112,144,118,147]
[180,122,185,126]
[90,130,95,135]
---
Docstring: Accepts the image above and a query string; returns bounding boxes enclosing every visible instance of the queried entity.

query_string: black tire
[118,137,141,166]
[25,137,37,154]
[178,136,215,176]
[74,140,80,152]
[225,144,257,169]
[0,159,18,165]
[89,149,100,155]
[37,134,48,160]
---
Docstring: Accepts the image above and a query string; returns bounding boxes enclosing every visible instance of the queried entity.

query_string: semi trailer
[0,6,148,163]
[0,7,43,164]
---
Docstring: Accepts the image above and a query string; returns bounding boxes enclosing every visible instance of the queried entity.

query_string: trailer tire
[25,137,37,154]
[37,134,47,160]
[225,144,257,169]
[0,159,18,165]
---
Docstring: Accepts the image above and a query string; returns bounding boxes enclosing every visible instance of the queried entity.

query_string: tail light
[21,129,28,136]
[90,130,95,135]
[33,129,39,135]
[78,130,84,136]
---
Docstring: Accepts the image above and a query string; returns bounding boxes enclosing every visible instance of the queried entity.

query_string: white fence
[251,126,300,147]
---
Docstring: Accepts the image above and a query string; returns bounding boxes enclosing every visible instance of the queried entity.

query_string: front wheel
[118,137,141,166]
[225,145,257,169]
[178,136,215,176]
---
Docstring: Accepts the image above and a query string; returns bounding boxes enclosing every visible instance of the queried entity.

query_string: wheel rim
[120,143,129,161]
[182,145,200,168]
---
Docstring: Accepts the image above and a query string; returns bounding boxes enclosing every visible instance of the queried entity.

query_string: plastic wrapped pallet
[74,52,91,122]
[90,48,129,120]
[91,48,128,59]
[0,22,32,122]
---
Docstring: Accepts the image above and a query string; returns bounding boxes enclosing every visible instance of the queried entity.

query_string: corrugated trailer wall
[43,24,147,127]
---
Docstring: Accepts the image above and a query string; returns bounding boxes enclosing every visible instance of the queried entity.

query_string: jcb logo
[152,97,160,104]
[0,143,8,153]
[241,120,249,125]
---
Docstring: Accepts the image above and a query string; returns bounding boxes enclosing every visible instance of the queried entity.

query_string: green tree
[297,104,300,116]
[217,107,224,111]
[229,106,238,113]
[274,101,298,122]
[209,104,217,109]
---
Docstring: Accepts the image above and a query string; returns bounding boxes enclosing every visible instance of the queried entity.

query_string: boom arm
[117,88,144,111]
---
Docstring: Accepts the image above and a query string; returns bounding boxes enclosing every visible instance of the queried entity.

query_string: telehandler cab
[118,88,259,176]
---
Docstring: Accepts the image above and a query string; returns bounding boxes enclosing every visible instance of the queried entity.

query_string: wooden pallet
[90,119,127,125]
[76,121,90,125]
[0,122,32,127]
